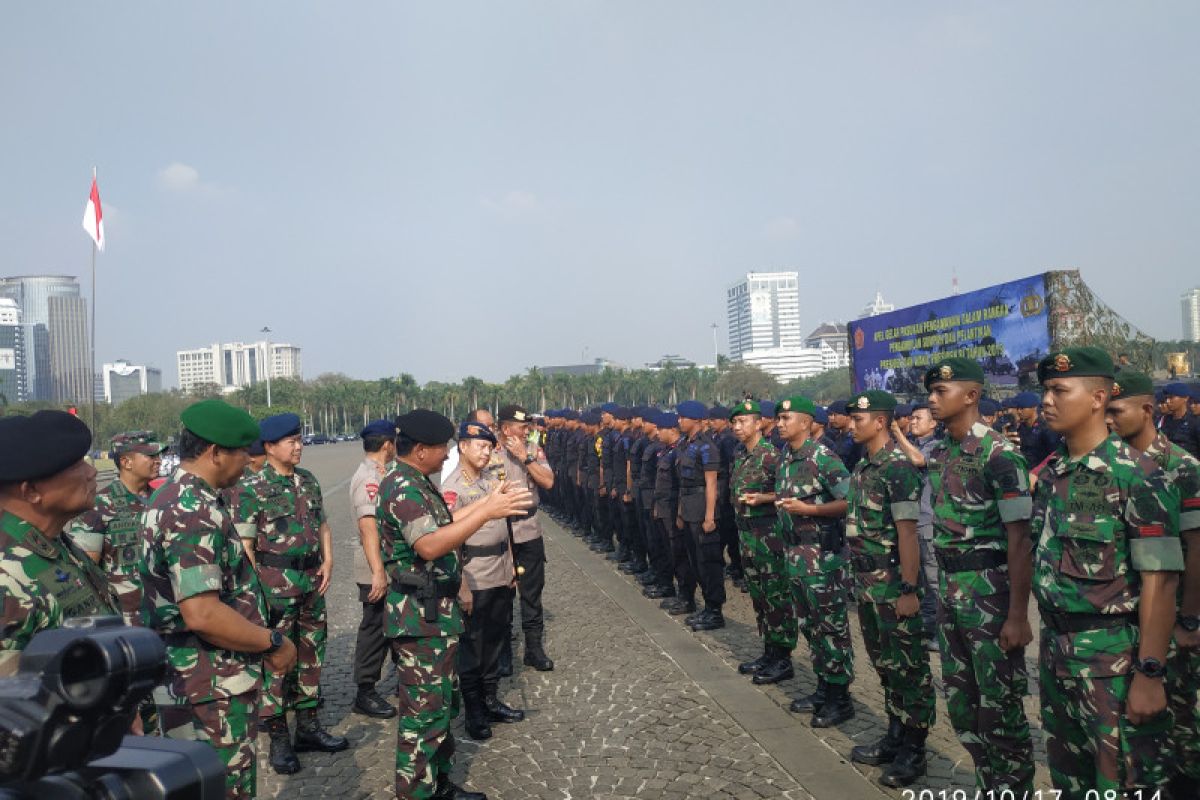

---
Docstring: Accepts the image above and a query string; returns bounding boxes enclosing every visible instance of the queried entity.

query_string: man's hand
[264,637,298,676]
[740,493,769,507]
[458,586,474,615]
[889,420,904,440]
[775,497,813,515]
[675,515,684,530]
[1005,430,1022,446]
[1126,672,1168,725]
[702,517,716,533]
[486,482,534,520]
[622,492,632,503]
[610,488,617,499]
[129,714,145,735]
[368,567,388,603]
[316,558,333,595]
[998,614,1033,652]
[896,593,919,618]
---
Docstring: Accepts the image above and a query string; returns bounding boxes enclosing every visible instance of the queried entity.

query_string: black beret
[396,409,455,445]
[0,410,93,483]
[498,404,532,423]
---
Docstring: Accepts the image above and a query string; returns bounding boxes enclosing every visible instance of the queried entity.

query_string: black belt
[463,541,508,559]
[679,486,705,495]
[851,552,898,572]
[161,631,196,647]
[792,528,845,551]
[1041,610,1135,635]
[936,548,1007,573]
[390,578,462,597]
[257,552,321,571]
[736,515,775,531]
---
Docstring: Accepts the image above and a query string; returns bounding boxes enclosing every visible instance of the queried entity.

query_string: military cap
[707,405,728,420]
[457,419,497,445]
[895,403,913,419]
[580,410,600,426]
[827,400,849,415]
[1192,385,1200,402]
[910,401,929,413]
[1110,369,1155,399]
[729,400,761,419]
[498,404,532,423]
[361,418,398,439]
[676,400,708,420]
[811,405,829,425]
[923,356,986,390]
[612,407,632,421]
[110,431,166,457]
[657,412,680,429]
[999,397,1015,410]
[1037,346,1114,383]
[777,396,816,416]
[759,400,776,418]
[979,398,1002,416]
[1164,382,1191,398]
[0,410,92,483]
[181,399,260,448]
[259,412,303,443]
[1011,391,1040,409]
[1155,389,1166,403]
[396,409,455,445]
[248,438,266,457]
[599,402,620,414]
[847,390,897,413]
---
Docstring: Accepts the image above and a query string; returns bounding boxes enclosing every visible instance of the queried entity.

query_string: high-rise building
[858,291,894,319]
[176,340,302,394]
[805,322,851,370]
[1183,288,1200,343]
[102,360,163,405]
[48,294,91,404]
[726,271,802,359]
[0,298,25,403]
[0,275,82,400]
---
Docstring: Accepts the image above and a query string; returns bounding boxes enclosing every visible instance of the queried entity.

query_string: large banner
[848,273,1051,395]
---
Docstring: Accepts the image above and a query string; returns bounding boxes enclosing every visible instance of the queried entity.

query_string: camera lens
[57,639,109,710]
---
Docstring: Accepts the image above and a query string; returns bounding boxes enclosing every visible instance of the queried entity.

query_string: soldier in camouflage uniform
[376,409,532,800]
[725,400,789,683]
[1033,348,1184,797]
[0,411,121,678]
[235,413,347,774]
[843,390,934,788]
[924,357,1035,793]
[774,396,856,728]
[140,399,297,800]
[1106,367,1200,798]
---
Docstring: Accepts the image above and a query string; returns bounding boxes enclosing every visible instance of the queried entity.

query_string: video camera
[0,616,225,799]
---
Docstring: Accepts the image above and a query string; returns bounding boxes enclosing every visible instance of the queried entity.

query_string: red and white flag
[82,173,104,251]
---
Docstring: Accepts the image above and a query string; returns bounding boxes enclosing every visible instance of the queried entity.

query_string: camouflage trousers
[159,691,259,800]
[1040,630,1173,796]
[787,542,853,686]
[858,599,935,729]
[1168,639,1200,780]
[392,635,461,800]
[261,589,326,719]
[937,579,1033,793]
[737,517,796,649]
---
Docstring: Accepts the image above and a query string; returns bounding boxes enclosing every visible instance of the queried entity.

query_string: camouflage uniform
[235,462,328,719]
[66,479,151,626]
[0,510,120,677]
[731,437,787,647]
[376,461,464,800]
[927,420,1034,791]
[140,470,268,800]
[777,438,854,686]
[846,444,934,729]
[1032,434,1185,795]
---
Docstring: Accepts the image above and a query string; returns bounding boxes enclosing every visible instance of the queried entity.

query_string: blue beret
[1191,385,1200,401]
[676,400,707,420]
[827,400,848,415]
[1164,382,1190,398]
[361,418,398,439]
[457,419,497,444]
[894,403,912,418]
[708,405,728,420]
[248,438,265,456]
[811,406,829,425]
[759,400,776,418]
[260,412,302,443]
[1012,392,1040,409]
[599,402,620,414]
[613,407,631,421]
[979,399,1001,415]
[657,412,680,429]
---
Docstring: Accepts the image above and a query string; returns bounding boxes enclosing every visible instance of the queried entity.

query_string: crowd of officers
[538,348,1199,799]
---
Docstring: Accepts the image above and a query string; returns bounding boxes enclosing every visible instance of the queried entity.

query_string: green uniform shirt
[730,437,781,519]
[774,438,850,536]
[1138,431,1199,607]
[846,442,922,603]
[234,463,326,598]
[66,479,150,625]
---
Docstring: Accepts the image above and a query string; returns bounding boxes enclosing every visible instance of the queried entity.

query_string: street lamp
[260,326,272,408]
[711,323,719,374]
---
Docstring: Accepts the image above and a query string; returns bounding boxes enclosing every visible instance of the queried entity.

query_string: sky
[2,3,1197,388]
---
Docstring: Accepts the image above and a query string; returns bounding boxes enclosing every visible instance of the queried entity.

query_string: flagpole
[89,167,97,442]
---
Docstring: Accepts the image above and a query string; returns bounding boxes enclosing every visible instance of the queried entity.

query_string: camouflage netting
[1044,270,1155,371]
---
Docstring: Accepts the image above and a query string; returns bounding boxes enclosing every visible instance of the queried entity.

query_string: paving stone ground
[255,444,1053,799]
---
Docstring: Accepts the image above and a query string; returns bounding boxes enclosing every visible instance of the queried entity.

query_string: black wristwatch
[263,630,285,655]
[1179,613,1200,633]
[899,581,918,595]
[524,455,536,465]
[1132,656,1167,679]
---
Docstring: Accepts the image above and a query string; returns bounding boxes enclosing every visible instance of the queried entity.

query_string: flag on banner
[82,173,104,251]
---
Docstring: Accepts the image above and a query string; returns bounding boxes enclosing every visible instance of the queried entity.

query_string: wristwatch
[263,630,285,655]
[523,455,536,465]
[1132,656,1167,679]
[1178,613,1200,632]
[899,581,918,595]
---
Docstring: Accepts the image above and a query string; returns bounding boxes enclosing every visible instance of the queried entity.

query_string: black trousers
[458,585,514,696]
[513,537,547,634]
[645,512,675,590]
[353,583,398,688]
[609,494,627,551]
[593,489,610,544]
[685,521,726,609]
[718,500,741,574]
[621,498,643,563]
[668,520,697,602]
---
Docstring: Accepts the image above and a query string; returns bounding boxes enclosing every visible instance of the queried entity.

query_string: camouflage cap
[180,399,260,449]
[1036,346,1114,383]
[847,390,898,413]
[923,356,986,390]
[1110,368,1155,399]
[776,396,816,417]
[110,431,166,456]
[729,399,761,420]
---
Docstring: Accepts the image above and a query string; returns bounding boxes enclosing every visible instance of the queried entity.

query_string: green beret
[729,399,761,420]
[1111,368,1155,400]
[776,396,816,417]
[180,399,260,449]
[1037,346,1114,384]
[847,390,898,413]
[923,357,986,390]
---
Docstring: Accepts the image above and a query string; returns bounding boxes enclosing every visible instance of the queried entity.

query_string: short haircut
[467,409,490,423]
[362,434,391,453]
[395,433,418,457]
[178,428,215,461]
[1082,376,1115,394]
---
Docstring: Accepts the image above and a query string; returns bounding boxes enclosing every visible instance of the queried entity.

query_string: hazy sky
[3,3,1197,387]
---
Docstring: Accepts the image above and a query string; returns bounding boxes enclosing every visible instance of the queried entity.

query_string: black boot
[689,607,725,631]
[265,715,301,775]
[462,690,492,740]
[788,678,827,713]
[523,632,554,671]
[811,681,855,728]
[850,714,904,765]
[484,690,525,723]
[663,597,695,615]
[738,646,771,675]
[880,726,928,787]
[294,707,350,753]
[434,773,488,800]
[352,684,396,719]
[752,647,794,685]
[497,636,513,677]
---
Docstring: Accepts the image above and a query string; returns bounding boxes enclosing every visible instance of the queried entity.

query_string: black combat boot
[434,773,488,799]
[689,607,725,631]
[294,707,349,753]
[462,689,492,740]
[788,678,827,713]
[523,632,555,671]
[643,584,673,599]
[738,646,772,675]
[484,689,525,723]
[850,714,904,765]
[663,597,695,615]
[752,647,794,685]
[879,725,928,787]
[811,682,855,728]
[352,684,396,719]
[265,715,301,775]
